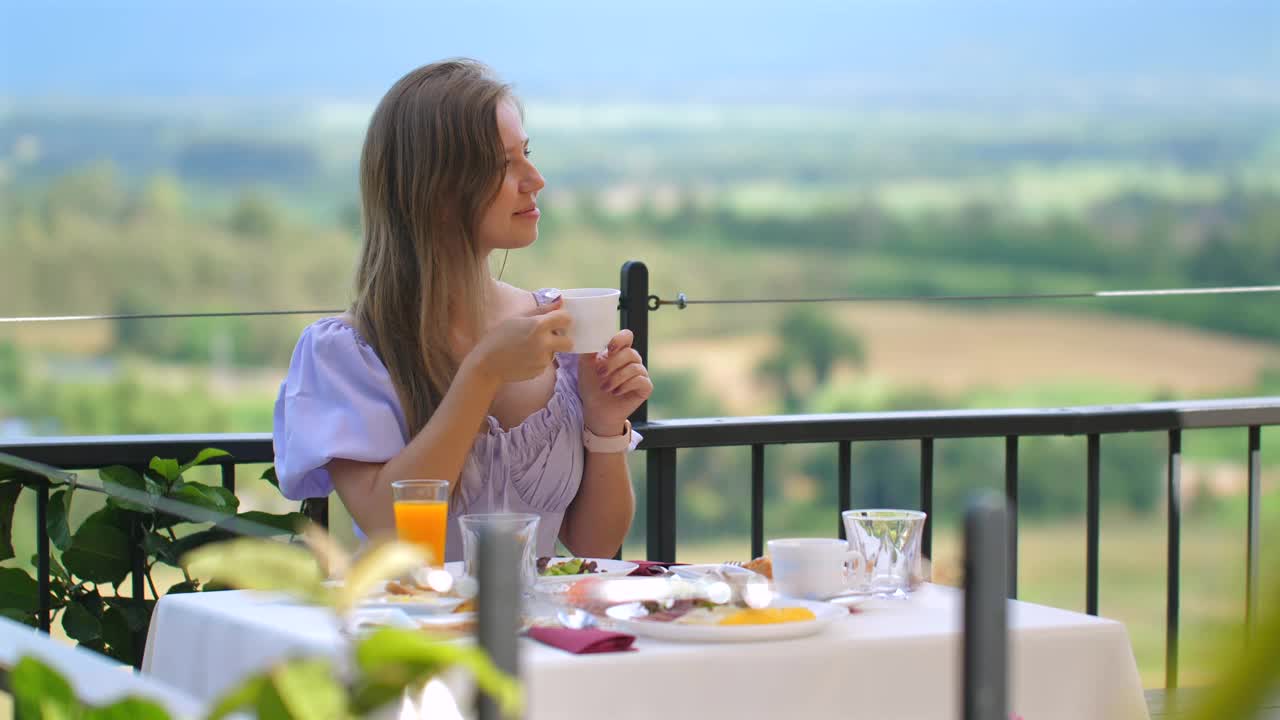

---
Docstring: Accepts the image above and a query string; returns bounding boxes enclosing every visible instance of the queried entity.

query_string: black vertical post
[751,444,765,560]
[1004,436,1018,599]
[476,525,521,720]
[646,448,677,563]
[130,514,147,669]
[963,493,1008,720]
[220,462,235,493]
[920,438,934,560]
[1086,434,1101,616]
[1246,426,1260,635]
[838,441,851,540]
[620,261,650,426]
[36,483,50,633]
[1166,430,1182,694]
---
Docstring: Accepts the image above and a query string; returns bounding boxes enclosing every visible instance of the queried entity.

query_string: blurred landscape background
[2,0,1278,685]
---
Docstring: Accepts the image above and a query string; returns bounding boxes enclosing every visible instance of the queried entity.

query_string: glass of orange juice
[390,479,449,566]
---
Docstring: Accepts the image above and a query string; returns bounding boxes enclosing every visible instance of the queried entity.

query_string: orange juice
[393,500,448,565]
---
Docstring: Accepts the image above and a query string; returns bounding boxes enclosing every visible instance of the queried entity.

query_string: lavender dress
[271,306,639,561]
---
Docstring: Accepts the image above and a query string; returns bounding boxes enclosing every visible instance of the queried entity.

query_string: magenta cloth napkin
[527,626,636,654]
[627,560,684,576]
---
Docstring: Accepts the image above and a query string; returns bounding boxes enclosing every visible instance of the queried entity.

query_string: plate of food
[356,577,469,616]
[443,557,638,585]
[602,596,843,642]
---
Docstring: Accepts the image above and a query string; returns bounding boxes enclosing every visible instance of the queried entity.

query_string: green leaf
[183,537,327,604]
[205,675,269,720]
[335,541,426,614]
[235,511,305,536]
[166,528,234,566]
[83,697,173,720]
[353,628,523,718]
[270,659,347,720]
[101,605,140,665]
[165,580,200,594]
[178,448,230,476]
[101,465,160,514]
[0,481,21,562]
[63,509,134,585]
[62,598,103,642]
[47,487,73,551]
[12,656,81,718]
[1,607,36,626]
[149,457,182,484]
[11,656,80,720]
[143,532,175,565]
[261,465,280,489]
[0,566,41,612]
[170,482,240,515]
[104,596,153,632]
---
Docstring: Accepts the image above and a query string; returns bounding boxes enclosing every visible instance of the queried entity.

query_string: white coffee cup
[560,288,620,354]
[767,538,851,600]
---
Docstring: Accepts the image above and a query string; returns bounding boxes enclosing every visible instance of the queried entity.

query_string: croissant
[742,556,772,579]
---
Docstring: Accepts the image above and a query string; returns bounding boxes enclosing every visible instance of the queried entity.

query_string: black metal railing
[1,260,1275,694]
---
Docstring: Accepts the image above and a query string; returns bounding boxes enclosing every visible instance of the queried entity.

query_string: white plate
[669,564,759,580]
[603,598,844,642]
[346,579,468,616]
[443,558,639,585]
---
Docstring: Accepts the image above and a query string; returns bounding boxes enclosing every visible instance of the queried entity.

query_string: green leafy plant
[188,534,521,718]
[0,449,304,665]
[7,531,523,719]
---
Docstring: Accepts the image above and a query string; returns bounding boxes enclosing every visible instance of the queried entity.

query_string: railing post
[838,441,851,540]
[963,492,1008,720]
[751,444,765,560]
[1167,430,1182,694]
[1246,426,1260,635]
[1004,436,1019,599]
[219,462,235,494]
[36,481,51,633]
[646,448,677,563]
[920,438,934,560]
[1086,434,1101,616]
[620,261,650,426]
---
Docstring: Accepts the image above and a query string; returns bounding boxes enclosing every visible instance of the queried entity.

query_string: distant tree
[228,191,282,237]
[755,306,866,411]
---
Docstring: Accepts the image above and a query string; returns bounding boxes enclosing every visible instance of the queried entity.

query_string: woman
[272,59,651,561]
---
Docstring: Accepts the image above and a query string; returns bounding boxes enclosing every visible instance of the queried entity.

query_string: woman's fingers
[602,363,648,395]
[596,347,642,378]
[613,374,654,401]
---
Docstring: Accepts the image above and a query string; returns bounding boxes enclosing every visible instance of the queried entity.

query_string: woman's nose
[521,163,546,194]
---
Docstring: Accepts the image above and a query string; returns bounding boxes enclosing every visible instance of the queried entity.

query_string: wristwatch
[583,420,633,454]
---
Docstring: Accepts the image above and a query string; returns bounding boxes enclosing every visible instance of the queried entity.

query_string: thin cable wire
[0,309,343,323]
[654,284,1280,308]
[2,284,1278,322]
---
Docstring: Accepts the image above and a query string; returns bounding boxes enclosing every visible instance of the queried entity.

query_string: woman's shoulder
[294,314,372,352]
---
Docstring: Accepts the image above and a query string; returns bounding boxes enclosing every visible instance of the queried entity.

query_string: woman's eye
[523,148,532,159]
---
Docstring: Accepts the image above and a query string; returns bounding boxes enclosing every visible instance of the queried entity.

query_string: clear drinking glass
[390,479,449,566]
[841,509,927,599]
[458,513,541,593]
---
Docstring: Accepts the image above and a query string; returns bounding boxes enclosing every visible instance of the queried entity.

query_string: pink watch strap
[584,420,633,453]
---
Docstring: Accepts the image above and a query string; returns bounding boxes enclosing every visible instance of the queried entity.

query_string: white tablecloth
[143,584,1148,720]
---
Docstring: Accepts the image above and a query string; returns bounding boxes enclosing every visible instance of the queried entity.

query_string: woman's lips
[514,207,540,219]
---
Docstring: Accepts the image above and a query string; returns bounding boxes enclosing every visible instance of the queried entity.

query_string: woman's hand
[578,329,653,437]
[469,299,574,384]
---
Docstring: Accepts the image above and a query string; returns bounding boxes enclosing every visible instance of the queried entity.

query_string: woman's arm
[327,356,502,539]
[328,301,572,539]
[563,330,652,556]
[559,441,636,557]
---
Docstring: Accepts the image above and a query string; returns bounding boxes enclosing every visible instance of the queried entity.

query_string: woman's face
[475,99,545,255]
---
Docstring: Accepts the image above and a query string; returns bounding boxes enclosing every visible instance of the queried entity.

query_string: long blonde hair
[353,59,511,435]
